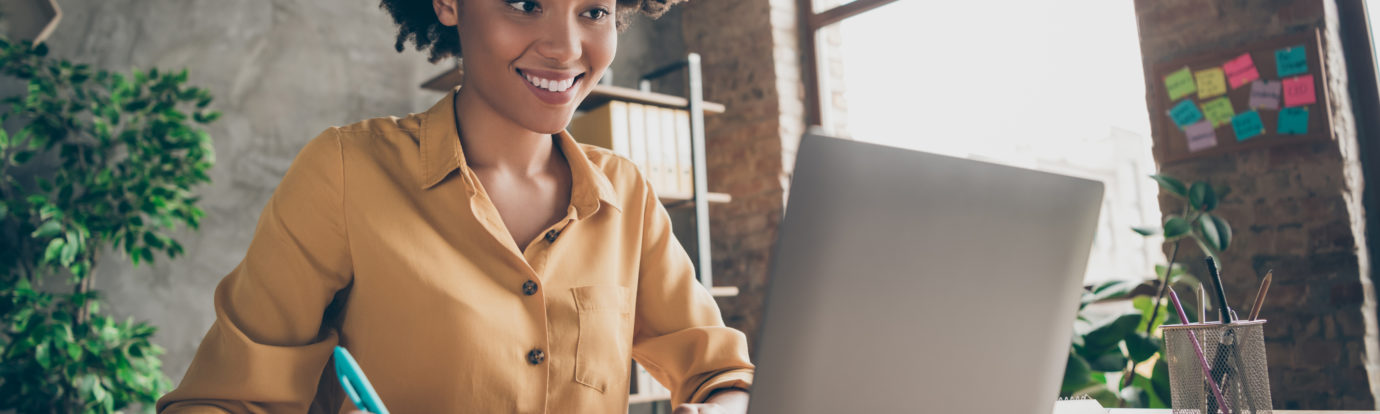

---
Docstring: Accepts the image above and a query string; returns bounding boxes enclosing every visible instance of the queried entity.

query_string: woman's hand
[672,389,749,414]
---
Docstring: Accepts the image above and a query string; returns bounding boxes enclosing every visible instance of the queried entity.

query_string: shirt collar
[418,87,620,217]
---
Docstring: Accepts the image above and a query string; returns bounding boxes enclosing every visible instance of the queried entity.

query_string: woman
[155,0,754,412]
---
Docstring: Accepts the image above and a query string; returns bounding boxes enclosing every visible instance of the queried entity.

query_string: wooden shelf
[419,67,726,114]
[659,191,732,208]
[709,286,739,297]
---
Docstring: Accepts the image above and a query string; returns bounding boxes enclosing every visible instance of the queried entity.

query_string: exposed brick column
[1134,0,1378,408]
[680,0,804,352]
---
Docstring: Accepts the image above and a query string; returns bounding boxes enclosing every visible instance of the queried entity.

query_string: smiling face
[438,0,618,134]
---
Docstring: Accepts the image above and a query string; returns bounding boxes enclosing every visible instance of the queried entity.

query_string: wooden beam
[797,0,823,127]
[808,0,899,30]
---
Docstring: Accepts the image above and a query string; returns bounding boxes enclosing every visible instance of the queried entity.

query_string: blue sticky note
[1232,110,1265,141]
[1168,99,1204,128]
[1279,107,1309,135]
[1276,45,1308,77]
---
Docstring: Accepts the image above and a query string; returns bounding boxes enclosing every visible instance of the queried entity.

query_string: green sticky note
[1276,45,1308,77]
[1201,97,1235,127]
[1165,67,1197,101]
[1279,107,1309,134]
[1232,110,1264,141]
[1168,99,1204,128]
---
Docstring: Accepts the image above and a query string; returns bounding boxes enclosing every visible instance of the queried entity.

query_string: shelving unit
[420,53,730,412]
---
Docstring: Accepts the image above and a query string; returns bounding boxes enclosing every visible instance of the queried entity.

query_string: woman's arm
[157,128,354,413]
[629,174,754,412]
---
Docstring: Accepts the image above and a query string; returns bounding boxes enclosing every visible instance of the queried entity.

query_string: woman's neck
[453,87,557,177]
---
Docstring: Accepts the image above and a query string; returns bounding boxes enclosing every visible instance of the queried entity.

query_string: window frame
[796,0,898,128]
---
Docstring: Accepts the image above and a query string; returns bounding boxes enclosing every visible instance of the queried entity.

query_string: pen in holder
[1162,320,1272,413]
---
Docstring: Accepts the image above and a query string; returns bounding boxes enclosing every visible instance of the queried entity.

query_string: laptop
[746,134,1104,413]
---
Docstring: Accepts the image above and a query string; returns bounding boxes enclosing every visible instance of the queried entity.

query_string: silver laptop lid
[747,134,1104,413]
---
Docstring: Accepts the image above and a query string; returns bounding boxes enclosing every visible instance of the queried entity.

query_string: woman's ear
[433,0,460,26]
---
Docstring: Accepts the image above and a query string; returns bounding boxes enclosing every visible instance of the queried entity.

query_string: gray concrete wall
[29,0,446,387]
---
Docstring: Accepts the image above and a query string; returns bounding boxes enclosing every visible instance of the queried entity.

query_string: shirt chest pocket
[571,285,633,393]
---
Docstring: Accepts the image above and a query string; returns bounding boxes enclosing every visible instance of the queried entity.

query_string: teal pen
[334,346,390,414]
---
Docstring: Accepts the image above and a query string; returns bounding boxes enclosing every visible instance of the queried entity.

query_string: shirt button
[544,229,560,242]
[522,280,538,296]
[527,348,546,365]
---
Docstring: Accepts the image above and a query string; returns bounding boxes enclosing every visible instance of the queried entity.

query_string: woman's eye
[506,1,539,13]
[582,7,610,20]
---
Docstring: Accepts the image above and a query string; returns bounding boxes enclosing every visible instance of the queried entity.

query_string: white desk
[1108,410,1380,413]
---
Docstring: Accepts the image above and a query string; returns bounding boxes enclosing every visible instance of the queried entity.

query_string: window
[801,1,1165,283]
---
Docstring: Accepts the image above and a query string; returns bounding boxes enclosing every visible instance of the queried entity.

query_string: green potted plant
[0,36,218,413]
[1061,174,1232,407]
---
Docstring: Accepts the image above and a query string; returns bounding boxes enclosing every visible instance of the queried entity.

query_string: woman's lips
[516,69,584,105]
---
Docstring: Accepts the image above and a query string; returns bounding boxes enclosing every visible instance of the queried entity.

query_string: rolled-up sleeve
[629,178,755,408]
[158,128,353,413]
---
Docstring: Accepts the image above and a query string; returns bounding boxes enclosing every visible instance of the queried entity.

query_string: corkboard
[1149,28,1333,165]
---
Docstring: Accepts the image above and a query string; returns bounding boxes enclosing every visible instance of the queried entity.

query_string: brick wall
[680,0,804,352]
[1134,0,1379,408]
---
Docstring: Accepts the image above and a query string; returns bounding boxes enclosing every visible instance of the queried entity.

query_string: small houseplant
[1061,174,1232,407]
[0,36,218,413]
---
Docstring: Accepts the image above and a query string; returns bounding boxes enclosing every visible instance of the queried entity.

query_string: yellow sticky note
[1196,68,1227,99]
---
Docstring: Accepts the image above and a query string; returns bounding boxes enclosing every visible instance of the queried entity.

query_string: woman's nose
[534,16,581,65]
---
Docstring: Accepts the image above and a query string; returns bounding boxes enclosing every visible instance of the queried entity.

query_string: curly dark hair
[379,0,687,63]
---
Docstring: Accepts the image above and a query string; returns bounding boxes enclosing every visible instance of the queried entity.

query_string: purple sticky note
[1248,80,1281,110]
[1185,120,1217,152]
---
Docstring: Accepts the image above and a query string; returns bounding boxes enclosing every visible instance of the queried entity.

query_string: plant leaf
[1061,352,1095,395]
[1198,213,1232,252]
[1132,226,1160,236]
[1125,332,1162,363]
[1188,181,1217,211]
[1163,216,1191,239]
[1150,174,1188,198]
[43,237,65,263]
[1081,314,1142,356]
[31,220,61,238]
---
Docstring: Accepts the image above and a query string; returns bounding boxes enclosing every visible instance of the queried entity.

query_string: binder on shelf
[644,104,664,192]
[660,106,680,194]
[627,103,649,176]
[674,109,693,194]
[566,101,631,159]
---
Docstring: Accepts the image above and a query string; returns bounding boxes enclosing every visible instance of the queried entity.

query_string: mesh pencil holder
[1162,320,1272,413]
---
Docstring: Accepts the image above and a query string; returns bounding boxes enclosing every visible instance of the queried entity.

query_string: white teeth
[522,71,577,93]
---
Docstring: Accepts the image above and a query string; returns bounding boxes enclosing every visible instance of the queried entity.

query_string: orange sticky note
[1196,68,1227,99]
[1283,75,1316,107]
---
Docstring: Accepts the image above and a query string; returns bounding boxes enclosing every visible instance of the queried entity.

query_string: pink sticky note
[1223,53,1260,89]
[1185,120,1217,152]
[1283,75,1316,107]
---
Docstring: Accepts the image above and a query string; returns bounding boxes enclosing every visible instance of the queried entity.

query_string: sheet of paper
[1168,99,1204,128]
[1276,45,1308,77]
[1283,74,1316,107]
[1185,120,1218,152]
[1051,399,1106,414]
[1195,67,1228,99]
[1232,110,1265,141]
[1165,67,1197,101]
[1279,107,1309,135]
[1248,80,1281,110]
[1201,97,1235,127]
[1223,53,1260,89]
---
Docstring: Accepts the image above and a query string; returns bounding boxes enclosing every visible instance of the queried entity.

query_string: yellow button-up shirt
[156,88,754,413]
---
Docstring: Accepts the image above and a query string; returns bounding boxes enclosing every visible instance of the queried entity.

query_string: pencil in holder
[1162,320,1272,413]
